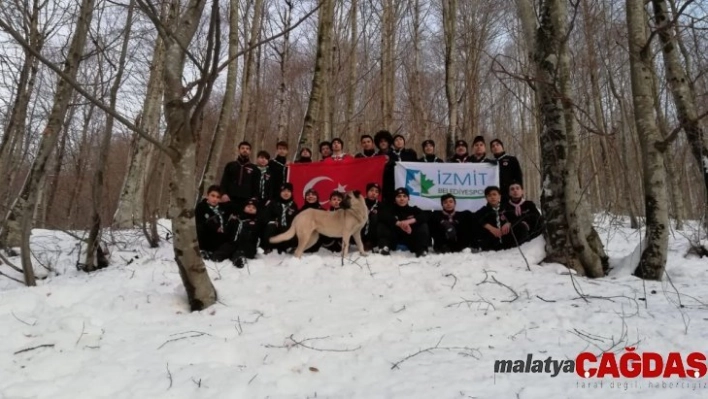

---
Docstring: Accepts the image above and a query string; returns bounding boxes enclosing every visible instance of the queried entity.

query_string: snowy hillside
[1,217,707,398]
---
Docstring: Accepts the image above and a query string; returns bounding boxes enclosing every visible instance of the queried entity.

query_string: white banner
[394,162,499,211]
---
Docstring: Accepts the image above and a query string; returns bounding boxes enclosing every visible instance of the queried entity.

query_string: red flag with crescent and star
[287,156,386,207]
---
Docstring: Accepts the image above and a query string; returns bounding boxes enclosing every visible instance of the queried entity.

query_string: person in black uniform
[301,189,323,253]
[475,186,529,251]
[470,135,495,163]
[503,182,543,245]
[374,130,396,203]
[195,185,232,260]
[429,194,476,253]
[449,140,471,163]
[296,148,313,163]
[319,141,332,161]
[355,134,378,158]
[418,139,444,163]
[255,150,276,204]
[269,141,289,191]
[378,187,430,257]
[362,183,382,252]
[212,198,262,268]
[220,141,261,210]
[320,191,345,253]
[490,139,523,201]
[263,183,299,254]
[391,134,418,162]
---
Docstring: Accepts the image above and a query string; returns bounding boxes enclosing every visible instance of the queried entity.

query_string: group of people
[195,131,542,267]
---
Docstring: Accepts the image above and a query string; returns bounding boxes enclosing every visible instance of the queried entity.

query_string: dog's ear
[352,190,361,198]
[341,196,352,209]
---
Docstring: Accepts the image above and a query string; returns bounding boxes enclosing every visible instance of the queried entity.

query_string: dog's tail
[269,224,296,244]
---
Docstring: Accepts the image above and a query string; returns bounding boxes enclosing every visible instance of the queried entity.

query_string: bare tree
[530,0,607,277]
[442,0,458,157]
[84,0,136,271]
[275,0,293,141]
[380,0,396,130]
[627,0,668,279]
[302,0,334,148]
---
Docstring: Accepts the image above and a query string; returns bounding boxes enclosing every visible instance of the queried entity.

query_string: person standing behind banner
[418,139,444,163]
[374,130,396,203]
[296,147,313,163]
[470,135,495,163]
[490,138,523,200]
[328,138,353,162]
[391,134,418,162]
[220,141,261,210]
[269,141,290,190]
[449,140,471,163]
[355,134,378,158]
[319,141,332,161]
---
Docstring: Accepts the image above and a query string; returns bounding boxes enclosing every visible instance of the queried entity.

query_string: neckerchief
[509,198,525,216]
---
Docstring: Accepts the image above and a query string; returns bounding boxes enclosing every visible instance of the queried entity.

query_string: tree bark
[627,0,668,279]
[11,0,98,285]
[85,0,135,271]
[233,0,264,148]
[275,0,293,141]
[533,0,607,277]
[651,0,708,223]
[345,0,358,139]
[442,0,458,158]
[302,0,334,148]
[200,0,240,194]
[113,2,168,229]
[380,0,396,130]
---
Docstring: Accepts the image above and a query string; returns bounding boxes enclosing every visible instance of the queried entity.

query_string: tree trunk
[442,0,458,157]
[302,0,334,148]
[345,0,358,139]
[652,0,708,223]
[158,0,217,310]
[627,0,668,279]
[113,2,168,229]
[10,0,98,285]
[200,0,240,195]
[85,0,135,271]
[233,0,264,148]
[275,1,293,141]
[533,0,607,277]
[380,0,395,130]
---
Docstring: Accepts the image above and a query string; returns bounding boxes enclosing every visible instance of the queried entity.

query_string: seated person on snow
[378,187,430,257]
[195,185,233,260]
[429,193,476,253]
[319,190,345,253]
[475,186,526,251]
[211,198,261,268]
[263,183,299,254]
[361,183,382,252]
[503,181,543,244]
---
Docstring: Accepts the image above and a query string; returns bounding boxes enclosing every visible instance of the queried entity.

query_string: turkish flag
[287,157,386,207]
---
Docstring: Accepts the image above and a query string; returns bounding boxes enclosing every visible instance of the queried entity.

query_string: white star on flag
[336,183,348,192]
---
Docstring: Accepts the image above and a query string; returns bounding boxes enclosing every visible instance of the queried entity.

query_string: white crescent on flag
[303,176,334,205]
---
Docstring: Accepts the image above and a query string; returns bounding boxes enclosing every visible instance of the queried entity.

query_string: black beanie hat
[244,198,259,208]
[472,135,485,145]
[455,139,468,148]
[392,134,405,144]
[366,182,381,192]
[422,139,435,149]
[394,187,410,197]
[280,182,294,192]
[490,138,504,148]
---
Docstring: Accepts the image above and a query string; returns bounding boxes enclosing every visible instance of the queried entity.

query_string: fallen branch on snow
[14,344,55,355]
[390,335,480,370]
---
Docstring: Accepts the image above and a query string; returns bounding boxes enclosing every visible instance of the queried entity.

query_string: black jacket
[255,165,277,202]
[265,198,299,229]
[268,156,288,191]
[390,148,418,163]
[195,199,232,251]
[469,153,496,164]
[380,203,429,227]
[429,209,475,248]
[355,149,379,158]
[302,202,323,211]
[448,153,471,163]
[475,203,509,230]
[495,153,523,194]
[220,156,261,202]
[417,154,444,163]
[503,199,542,233]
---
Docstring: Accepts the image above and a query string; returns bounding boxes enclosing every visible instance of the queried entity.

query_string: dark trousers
[212,229,258,261]
[378,223,430,254]
[263,224,297,252]
[479,223,530,251]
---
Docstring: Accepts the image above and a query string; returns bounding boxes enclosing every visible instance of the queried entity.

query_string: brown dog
[269,190,369,258]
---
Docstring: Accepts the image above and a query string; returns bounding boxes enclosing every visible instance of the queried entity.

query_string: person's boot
[233,257,245,268]
[380,246,390,256]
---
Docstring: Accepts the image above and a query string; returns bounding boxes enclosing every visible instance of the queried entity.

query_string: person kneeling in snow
[429,194,476,253]
[378,187,430,257]
[263,183,299,254]
[503,182,543,244]
[475,186,528,251]
[195,185,232,260]
[211,198,261,268]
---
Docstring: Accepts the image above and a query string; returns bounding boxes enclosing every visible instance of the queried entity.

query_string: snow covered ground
[1,216,707,398]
